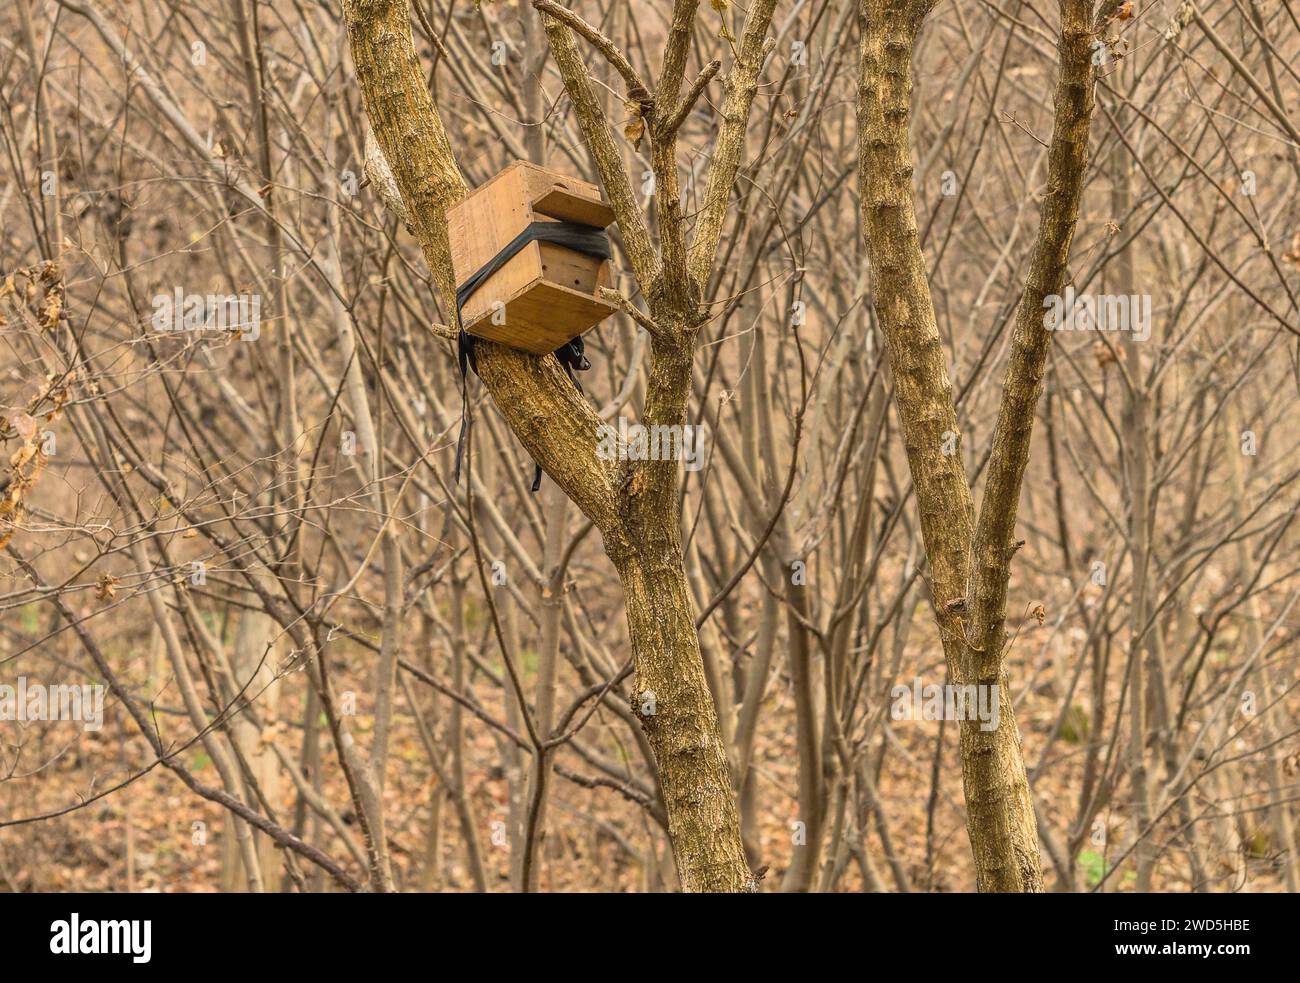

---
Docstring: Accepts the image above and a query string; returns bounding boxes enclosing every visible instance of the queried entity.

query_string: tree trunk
[613,551,753,892]
[606,335,753,892]
[856,0,1101,890]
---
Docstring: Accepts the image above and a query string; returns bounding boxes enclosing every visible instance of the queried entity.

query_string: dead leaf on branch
[1,260,67,333]
[95,573,120,601]
[623,101,645,145]
[0,265,70,549]
[10,412,37,440]
[1282,231,1300,268]
[710,0,737,44]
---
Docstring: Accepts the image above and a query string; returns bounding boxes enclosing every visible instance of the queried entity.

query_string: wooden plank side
[458,246,542,330]
[447,163,529,282]
[449,166,543,328]
[515,161,600,202]
[532,187,616,228]
[538,242,608,295]
[466,280,618,354]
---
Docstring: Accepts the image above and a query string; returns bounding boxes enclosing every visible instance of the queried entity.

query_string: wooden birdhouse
[448,161,618,354]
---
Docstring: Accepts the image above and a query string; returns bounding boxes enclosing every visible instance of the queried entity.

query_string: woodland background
[1,0,1298,892]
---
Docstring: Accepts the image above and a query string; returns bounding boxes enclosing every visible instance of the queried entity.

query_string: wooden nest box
[448,161,618,354]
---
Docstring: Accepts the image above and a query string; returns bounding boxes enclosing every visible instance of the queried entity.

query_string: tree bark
[856,0,1101,890]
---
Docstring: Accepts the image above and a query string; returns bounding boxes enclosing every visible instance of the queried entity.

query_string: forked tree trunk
[856,0,1101,890]
[343,0,755,893]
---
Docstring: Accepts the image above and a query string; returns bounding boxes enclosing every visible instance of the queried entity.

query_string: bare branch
[532,0,652,102]
[686,0,778,287]
[660,59,721,139]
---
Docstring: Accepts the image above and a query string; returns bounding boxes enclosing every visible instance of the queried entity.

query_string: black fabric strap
[455,221,611,315]
[452,220,609,490]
